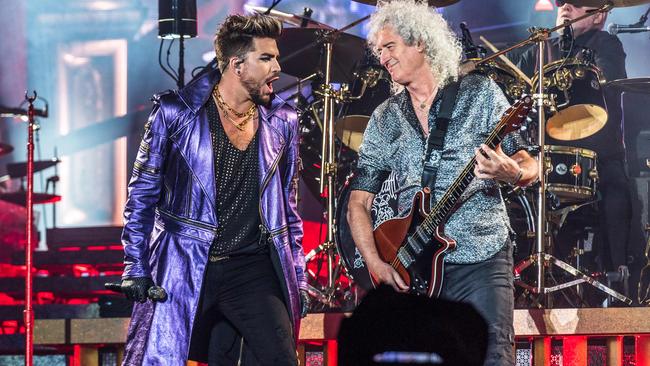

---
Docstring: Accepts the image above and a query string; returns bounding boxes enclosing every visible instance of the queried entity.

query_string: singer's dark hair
[213,14,282,73]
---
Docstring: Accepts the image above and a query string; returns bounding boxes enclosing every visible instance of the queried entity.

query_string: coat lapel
[258,101,287,191]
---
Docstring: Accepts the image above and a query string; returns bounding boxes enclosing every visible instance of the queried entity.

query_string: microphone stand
[23,91,38,366]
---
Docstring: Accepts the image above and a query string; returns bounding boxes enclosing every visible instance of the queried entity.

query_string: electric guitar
[371,95,533,297]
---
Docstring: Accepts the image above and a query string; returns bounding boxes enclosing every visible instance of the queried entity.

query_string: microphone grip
[104,282,168,302]
[147,286,168,302]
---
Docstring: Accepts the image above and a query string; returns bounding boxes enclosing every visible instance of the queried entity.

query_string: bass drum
[336,177,374,290]
[502,187,537,265]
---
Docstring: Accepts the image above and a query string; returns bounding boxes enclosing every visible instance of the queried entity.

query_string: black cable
[166,38,179,79]
[191,65,204,77]
[158,39,179,84]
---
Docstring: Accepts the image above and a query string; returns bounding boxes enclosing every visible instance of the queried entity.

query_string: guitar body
[372,190,457,297]
[364,95,532,298]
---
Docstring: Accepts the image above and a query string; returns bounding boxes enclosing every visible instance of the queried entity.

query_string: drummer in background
[510,0,631,284]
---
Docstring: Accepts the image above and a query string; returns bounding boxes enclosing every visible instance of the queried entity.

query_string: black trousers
[188,254,297,366]
[597,158,632,269]
[440,243,515,366]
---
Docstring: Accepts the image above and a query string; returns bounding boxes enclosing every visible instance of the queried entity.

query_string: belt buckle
[209,255,230,263]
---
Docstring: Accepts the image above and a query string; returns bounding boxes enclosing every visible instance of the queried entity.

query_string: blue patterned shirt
[350,74,529,264]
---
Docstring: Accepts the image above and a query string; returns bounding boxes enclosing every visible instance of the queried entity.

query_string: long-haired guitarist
[346,1,538,365]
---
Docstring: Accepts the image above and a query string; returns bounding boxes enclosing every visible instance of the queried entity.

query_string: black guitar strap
[421,81,460,191]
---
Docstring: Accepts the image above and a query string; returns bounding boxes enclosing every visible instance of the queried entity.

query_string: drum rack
[478,2,632,306]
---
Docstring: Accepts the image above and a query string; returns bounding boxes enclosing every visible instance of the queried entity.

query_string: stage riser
[1,309,650,366]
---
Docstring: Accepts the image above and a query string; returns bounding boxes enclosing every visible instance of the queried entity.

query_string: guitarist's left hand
[474,144,521,184]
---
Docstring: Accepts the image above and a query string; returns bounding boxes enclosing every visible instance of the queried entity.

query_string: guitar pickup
[407,237,423,254]
[397,247,415,268]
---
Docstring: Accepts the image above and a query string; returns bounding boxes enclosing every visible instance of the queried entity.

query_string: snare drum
[545,145,598,202]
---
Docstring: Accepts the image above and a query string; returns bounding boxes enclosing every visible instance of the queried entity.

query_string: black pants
[188,254,297,366]
[597,158,632,269]
[440,243,515,366]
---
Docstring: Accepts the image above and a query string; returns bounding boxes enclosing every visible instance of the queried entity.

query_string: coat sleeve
[283,116,307,290]
[121,98,170,279]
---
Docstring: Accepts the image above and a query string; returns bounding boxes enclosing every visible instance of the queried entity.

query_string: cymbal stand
[478,2,631,306]
[24,91,38,366]
[300,16,373,309]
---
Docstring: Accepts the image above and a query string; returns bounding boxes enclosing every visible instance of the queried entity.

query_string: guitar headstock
[499,95,533,135]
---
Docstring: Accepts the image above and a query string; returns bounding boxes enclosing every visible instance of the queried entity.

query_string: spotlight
[535,0,555,11]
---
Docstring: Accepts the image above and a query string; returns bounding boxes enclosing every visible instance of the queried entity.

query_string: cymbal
[606,78,650,94]
[7,159,60,178]
[352,0,459,7]
[244,5,334,30]
[335,115,370,152]
[277,28,366,82]
[0,191,61,206]
[0,142,13,157]
[561,0,650,7]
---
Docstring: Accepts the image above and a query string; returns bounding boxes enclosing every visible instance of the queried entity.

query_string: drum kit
[253,0,650,309]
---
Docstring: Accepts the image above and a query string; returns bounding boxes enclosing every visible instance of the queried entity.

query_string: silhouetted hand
[121,277,155,303]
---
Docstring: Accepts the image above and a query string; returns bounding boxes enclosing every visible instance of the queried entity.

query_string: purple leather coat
[119,69,306,365]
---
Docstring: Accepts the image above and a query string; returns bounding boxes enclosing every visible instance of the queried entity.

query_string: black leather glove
[121,277,155,303]
[299,289,311,318]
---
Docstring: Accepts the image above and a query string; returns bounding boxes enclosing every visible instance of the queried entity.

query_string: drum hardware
[571,247,586,257]
[477,2,634,306]
[0,142,13,157]
[277,15,379,310]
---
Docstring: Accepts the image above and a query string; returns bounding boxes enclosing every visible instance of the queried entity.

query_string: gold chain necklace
[413,88,437,111]
[212,86,256,131]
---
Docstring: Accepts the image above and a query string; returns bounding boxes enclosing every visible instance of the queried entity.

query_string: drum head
[335,115,369,153]
[546,104,608,140]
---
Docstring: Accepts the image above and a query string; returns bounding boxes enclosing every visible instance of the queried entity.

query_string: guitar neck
[417,96,531,237]
[422,125,508,231]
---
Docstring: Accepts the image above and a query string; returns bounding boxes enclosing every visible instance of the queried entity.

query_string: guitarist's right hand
[369,261,409,293]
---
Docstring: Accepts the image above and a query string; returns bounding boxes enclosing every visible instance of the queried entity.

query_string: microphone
[104,282,168,302]
[560,23,573,58]
[607,23,650,35]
